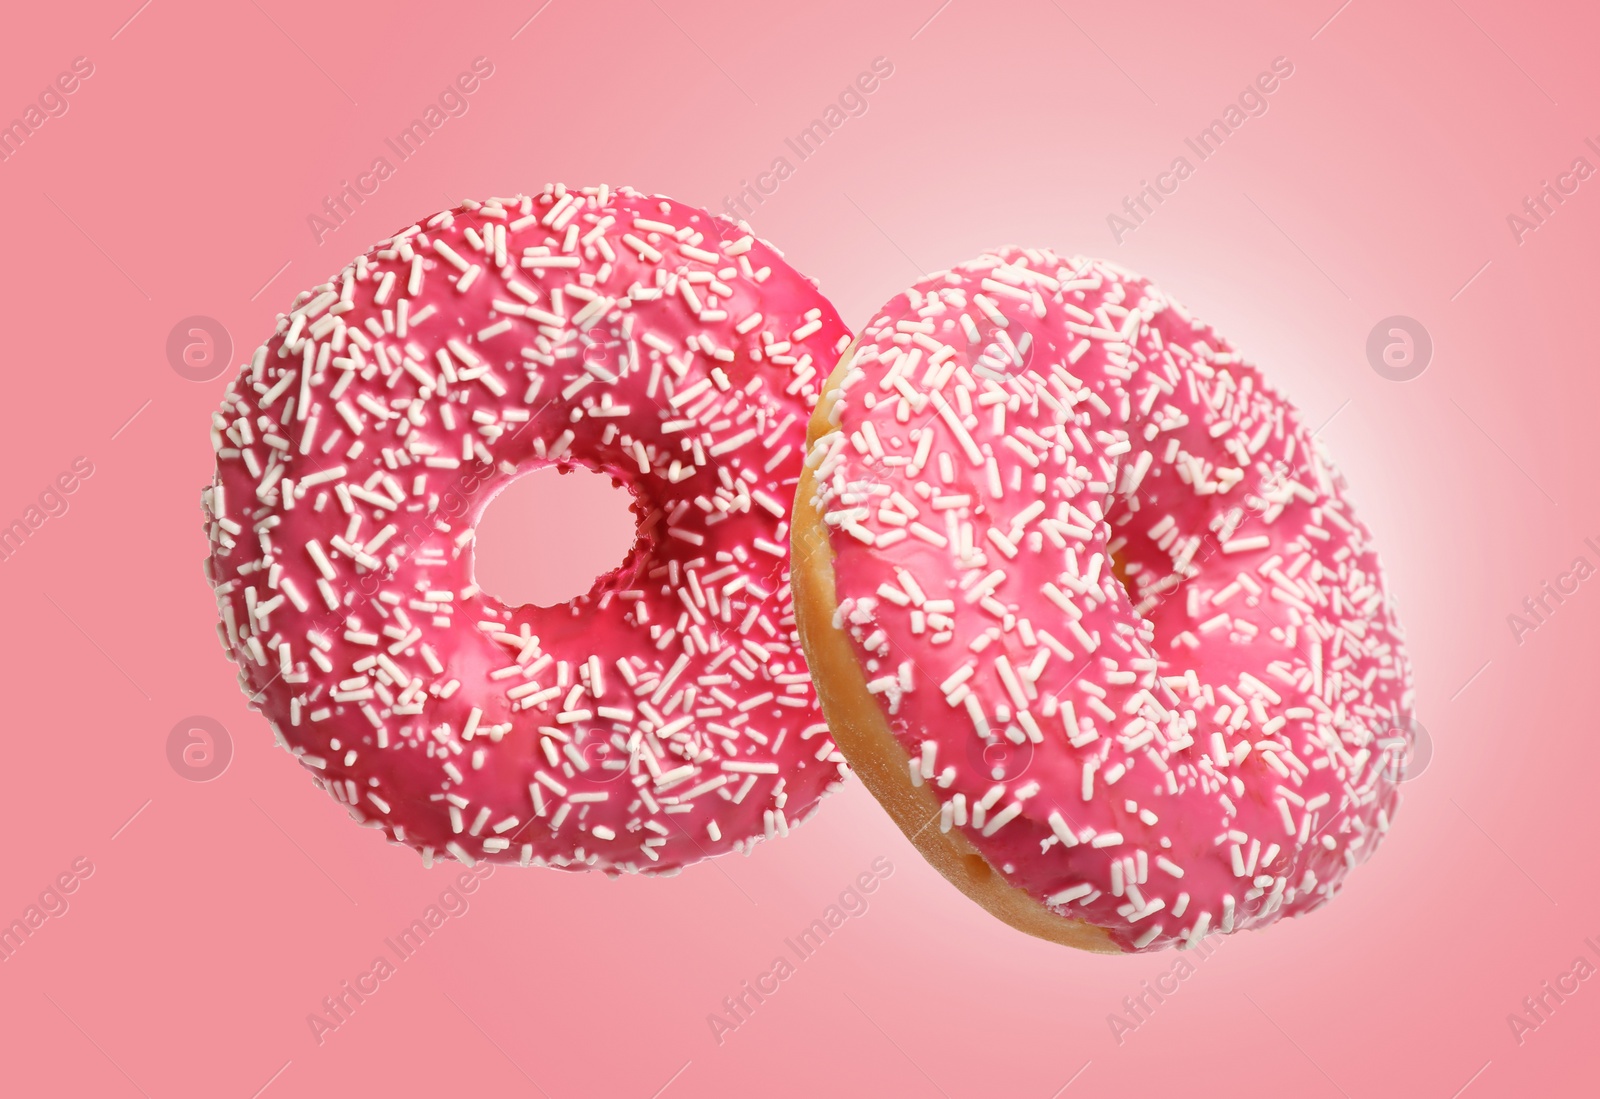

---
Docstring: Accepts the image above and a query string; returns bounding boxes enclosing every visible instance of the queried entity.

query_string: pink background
[1,1,1595,1095]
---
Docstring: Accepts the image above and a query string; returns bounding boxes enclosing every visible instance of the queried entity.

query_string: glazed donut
[203,185,853,873]
[793,249,1414,951]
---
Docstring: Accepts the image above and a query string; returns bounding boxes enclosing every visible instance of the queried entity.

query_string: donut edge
[791,346,1122,955]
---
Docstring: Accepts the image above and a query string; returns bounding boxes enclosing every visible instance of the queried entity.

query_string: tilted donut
[792,249,1414,951]
[203,185,853,873]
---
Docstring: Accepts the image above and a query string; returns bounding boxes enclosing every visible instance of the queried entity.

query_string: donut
[792,249,1414,951]
[202,185,853,873]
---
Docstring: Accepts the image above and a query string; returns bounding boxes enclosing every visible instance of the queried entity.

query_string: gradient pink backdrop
[1,1,1594,1095]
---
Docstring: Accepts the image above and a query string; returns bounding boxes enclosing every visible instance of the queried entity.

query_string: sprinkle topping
[204,186,851,873]
[806,248,1414,950]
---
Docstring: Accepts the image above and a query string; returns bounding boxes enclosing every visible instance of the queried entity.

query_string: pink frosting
[204,186,852,873]
[807,249,1414,951]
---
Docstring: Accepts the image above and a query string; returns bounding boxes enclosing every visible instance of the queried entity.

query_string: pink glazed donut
[203,186,852,873]
[792,249,1414,951]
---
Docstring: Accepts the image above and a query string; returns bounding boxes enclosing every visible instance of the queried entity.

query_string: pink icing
[203,186,852,873]
[807,249,1414,951]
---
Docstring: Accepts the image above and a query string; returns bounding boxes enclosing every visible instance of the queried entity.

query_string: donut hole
[1103,495,1210,639]
[1107,539,1138,605]
[472,466,639,608]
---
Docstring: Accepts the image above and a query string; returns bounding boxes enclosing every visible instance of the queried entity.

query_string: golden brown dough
[791,347,1119,953]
